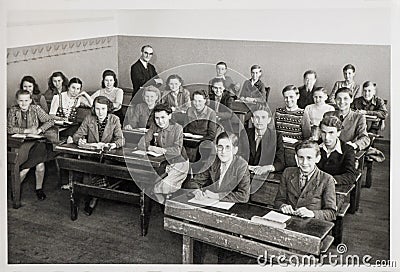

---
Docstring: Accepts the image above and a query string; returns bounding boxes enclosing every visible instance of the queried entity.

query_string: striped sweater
[274,107,311,140]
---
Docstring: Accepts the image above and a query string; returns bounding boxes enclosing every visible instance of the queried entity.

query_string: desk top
[55,143,166,168]
[231,100,256,112]
[123,129,204,146]
[165,194,334,255]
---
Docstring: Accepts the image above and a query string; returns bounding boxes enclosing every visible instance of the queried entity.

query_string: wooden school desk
[164,194,334,264]
[55,143,167,236]
[7,125,67,209]
[7,135,48,208]
[231,100,256,124]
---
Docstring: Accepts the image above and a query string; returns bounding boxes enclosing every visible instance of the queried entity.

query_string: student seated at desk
[44,71,69,103]
[239,64,267,103]
[351,81,388,134]
[208,61,240,97]
[7,89,55,200]
[303,87,335,140]
[274,140,337,221]
[124,85,160,130]
[185,132,250,203]
[274,85,311,140]
[317,115,356,185]
[297,70,319,109]
[20,75,49,112]
[184,90,217,162]
[238,103,284,175]
[208,78,235,132]
[72,96,125,215]
[323,87,370,151]
[49,77,93,122]
[161,74,191,113]
[329,64,361,104]
[91,70,124,112]
[138,104,189,204]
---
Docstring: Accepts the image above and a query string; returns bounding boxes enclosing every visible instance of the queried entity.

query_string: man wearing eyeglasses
[130,45,163,99]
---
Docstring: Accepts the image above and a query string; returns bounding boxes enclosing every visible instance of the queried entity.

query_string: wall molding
[7,36,116,64]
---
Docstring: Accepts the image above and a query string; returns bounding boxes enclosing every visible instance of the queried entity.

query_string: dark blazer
[317,141,356,185]
[209,91,234,120]
[185,155,250,203]
[297,85,317,109]
[238,127,285,172]
[73,114,125,148]
[323,110,370,151]
[274,167,337,221]
[130,59,158,98]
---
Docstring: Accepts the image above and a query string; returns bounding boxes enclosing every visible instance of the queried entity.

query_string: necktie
[255,135,263,150]
[339,115,344,122]
[299,174,308,190]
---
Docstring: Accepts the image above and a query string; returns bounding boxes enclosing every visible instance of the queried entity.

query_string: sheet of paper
[282,136,299,144]
[11,134,27,138]
[262,210,291,223]
[188,197,235,210]
[131,150,147,156]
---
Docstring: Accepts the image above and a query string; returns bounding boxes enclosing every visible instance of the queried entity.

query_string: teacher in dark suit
[130,45,163,100]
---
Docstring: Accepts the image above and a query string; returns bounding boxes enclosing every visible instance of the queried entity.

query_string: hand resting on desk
[280,204,314,218]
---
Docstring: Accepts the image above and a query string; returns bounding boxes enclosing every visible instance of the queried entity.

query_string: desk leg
[11,157,21,209]
[182,235,194,264]
[69,170,78,221]
[349,177,361,214]
[140,190,152,236]
[365,160,373,188]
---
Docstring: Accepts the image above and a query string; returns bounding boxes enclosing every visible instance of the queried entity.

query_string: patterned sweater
[274,107,311,140]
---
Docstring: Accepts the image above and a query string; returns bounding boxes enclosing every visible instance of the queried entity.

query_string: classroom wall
[117,35,391,139]
[7,36,119,106]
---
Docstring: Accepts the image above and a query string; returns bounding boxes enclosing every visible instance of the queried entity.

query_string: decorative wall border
[7,36,116,64]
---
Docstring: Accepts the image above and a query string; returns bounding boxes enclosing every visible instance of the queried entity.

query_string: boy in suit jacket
[238,103,284,175]
[185,132,250,203]
[317,115,356,185]
[274,140,337,221]
[297,70,319,109]
[323,87,370,151]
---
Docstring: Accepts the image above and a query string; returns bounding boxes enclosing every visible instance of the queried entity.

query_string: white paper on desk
[132,150,147,156]
[131,150,163,157]
[188,197,235,210]
[11,134,27,138]
[262,210,291,223]
[364,114,378,119]
[282,136,299,144]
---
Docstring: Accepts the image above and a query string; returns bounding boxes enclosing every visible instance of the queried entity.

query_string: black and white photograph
[1,1,399,271]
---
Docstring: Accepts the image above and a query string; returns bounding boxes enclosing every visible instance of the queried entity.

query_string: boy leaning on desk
[274,140,337,222]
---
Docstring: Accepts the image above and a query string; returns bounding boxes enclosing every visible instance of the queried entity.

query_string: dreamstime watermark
[256,243,397,267]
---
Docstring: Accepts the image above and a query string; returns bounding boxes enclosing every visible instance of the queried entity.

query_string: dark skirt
[20,142,49,170]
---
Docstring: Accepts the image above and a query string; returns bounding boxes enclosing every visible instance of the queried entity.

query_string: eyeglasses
[143,52,153,56]
[217,145,232,152]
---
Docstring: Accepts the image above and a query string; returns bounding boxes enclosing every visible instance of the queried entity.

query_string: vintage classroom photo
[2,1,399,272]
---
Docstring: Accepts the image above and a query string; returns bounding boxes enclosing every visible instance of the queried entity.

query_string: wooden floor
[7,141,390,264]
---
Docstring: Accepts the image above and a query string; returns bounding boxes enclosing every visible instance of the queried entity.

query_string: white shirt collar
[320,139,343,156]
